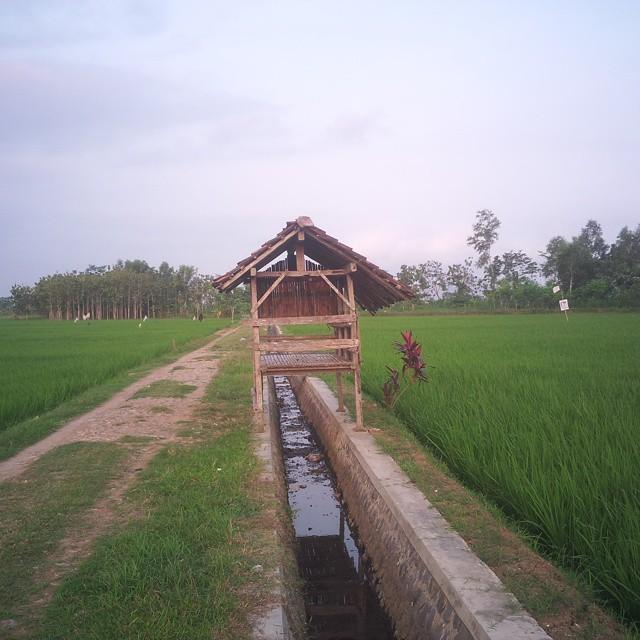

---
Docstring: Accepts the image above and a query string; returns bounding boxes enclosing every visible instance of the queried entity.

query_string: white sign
[553,285,561,294]
[559,299,569,311]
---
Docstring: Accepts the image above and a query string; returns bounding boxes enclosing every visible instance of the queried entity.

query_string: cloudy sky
[1,1,639,295]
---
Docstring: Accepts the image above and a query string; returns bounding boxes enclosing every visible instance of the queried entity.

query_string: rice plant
[0,318,230,432]
[359,313,640,624]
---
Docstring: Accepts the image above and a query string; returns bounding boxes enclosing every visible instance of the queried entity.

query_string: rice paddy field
[358,313,640,624]
[0,318,230,435]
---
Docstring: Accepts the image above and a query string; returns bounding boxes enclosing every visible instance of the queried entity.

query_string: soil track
[0,325,237,483]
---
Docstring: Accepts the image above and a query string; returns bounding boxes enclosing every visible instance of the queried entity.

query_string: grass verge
[0,442,131,630]
[40,330,277,640]
[131,380,197,399]
[322,372,636,640]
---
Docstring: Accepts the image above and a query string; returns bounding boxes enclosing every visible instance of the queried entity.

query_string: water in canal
[274,376,395,640]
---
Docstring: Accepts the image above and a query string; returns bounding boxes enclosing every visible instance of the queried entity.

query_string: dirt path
[0,326,238,483]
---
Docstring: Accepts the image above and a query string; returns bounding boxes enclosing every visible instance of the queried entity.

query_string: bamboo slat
[260,352,353,375]
[258,338,358,352]
[252,313,356,327]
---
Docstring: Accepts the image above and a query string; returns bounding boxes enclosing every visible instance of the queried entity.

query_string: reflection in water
[274,376,395,640]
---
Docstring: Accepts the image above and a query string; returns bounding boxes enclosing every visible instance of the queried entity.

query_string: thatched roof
[213,217,414,313]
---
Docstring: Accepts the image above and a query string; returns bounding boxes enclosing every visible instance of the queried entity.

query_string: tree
[609,225,640,289]
[540,236,569,285]
[423,260,447,300]
[215,286,250,320]
[10,284,36,317]
[397,264,428,301]
[578,220,608,262]
[541,221,608,295]
[467,210,501,292]
[397,261,447,302]
[0,297,12,315]
[499,250,538,286]
[446,259,477,301]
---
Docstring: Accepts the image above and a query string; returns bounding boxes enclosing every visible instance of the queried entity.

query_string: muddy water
[274,376,395,640]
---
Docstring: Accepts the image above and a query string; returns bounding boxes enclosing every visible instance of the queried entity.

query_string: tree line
[9,260,250,320]
[7,214,639,319]
[397,211,640,310]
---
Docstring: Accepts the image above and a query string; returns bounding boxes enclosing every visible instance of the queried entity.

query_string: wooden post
[250,269,264,429]
[346,272,364,431]
[295,231,305,271]
[336,372,345,412]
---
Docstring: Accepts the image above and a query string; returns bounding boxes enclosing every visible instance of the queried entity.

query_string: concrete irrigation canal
[258,373,552,640]
[274,375,394,639]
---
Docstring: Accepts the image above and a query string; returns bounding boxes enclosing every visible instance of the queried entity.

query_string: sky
[1,1,639,295]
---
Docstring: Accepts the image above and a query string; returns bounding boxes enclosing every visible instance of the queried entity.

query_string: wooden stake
[346,273,364,431]
[336,372,345,412]
[353,366,364,431]
[250,270,264,429]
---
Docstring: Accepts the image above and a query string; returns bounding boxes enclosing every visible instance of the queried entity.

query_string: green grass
[329,374,632,638]
[132,380,197,399]
[0,319,230,460]
[40,332,268,640]
[0,318,229,430]
[353,313,640,625]
[0,442,130,627]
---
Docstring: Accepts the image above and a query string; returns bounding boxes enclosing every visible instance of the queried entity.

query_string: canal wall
[288,375,551,640]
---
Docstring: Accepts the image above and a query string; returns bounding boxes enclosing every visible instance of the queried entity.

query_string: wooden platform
[260,352,353,376]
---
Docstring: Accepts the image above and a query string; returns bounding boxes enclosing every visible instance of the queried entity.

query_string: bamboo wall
[256,276,348,319]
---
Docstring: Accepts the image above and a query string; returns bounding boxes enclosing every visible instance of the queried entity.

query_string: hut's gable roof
[213,217,414,313]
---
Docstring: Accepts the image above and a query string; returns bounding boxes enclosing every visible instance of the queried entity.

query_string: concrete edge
[249,379,293,640]
[302,376,551,640]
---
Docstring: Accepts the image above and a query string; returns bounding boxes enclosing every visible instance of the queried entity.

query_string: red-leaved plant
[382,330,428,408]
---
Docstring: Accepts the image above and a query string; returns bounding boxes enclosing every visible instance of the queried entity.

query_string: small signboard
[559,299,569,311]
[553,285,561,294]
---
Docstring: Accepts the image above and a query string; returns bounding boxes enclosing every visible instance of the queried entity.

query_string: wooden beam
[295,238,305,271]
[264,334,333,341]
[346,272,364,431]
[250,272,264,427]
[260,364,354,376]
[255,267,356,278]
[319,273,354,311]
[353,365,364,431]
[252,313,356,327]
[252,273,285,313]
[336,372,345,412]
[219,228,298,291]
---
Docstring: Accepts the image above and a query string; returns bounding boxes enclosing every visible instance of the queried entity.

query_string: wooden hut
[213,217,414,429]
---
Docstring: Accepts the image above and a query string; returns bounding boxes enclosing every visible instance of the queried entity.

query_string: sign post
[559,298,569,321]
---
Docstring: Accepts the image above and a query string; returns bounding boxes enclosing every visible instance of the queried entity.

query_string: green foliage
[0,319,230,434]
[9,259,250,320]
[41,431,257,640]
[382,330,428,407]
[399,215,639,309]
[41,341,259,640]
[131,380,197,399]
[359,314,640,623]
[540,220,640,307]
[9,283,36,317]
[446,258,477,301]
[0,442,130,624]
[397,261,447,302]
